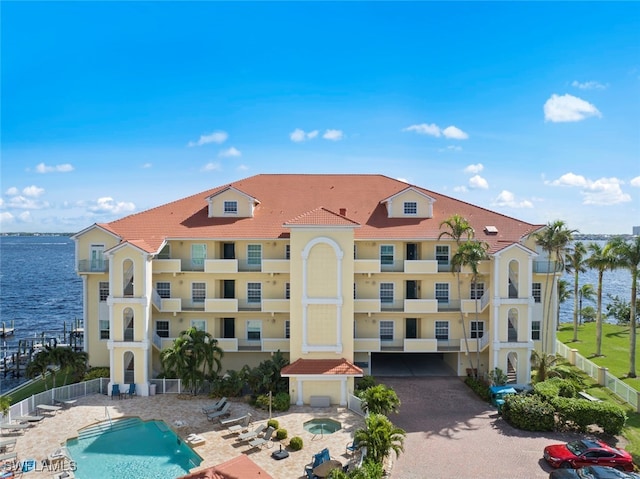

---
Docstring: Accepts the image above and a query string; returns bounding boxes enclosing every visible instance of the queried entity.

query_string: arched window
[123,351,134,384]
[508,308,518,342]
[123,259,134,296]
[123,308,134,341]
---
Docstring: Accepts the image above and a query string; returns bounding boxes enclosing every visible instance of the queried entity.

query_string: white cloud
[546,173,631,206]
[237,164,249,171]
[0,212,14,225]
[142,163,152,169]
[404,123,468,140]
[290,128,319,142]
[464,163,484,174]
[403,123,441,137]
[543,94,601,122]
[5,195,49,210]
[18,211,32,222]
[630,176,640,187]
[453,185,468,193]
[5,187,19,196]
[492,190,533,209]
[88,197,135,214]
[35,162,74,173]
[22,185,45,197]
[219,147,241,158]
[468,175,489,189]
[187,131,228,147]
[572,80,607,90]
[442,126,469,140]
[323,129,344,141]
[202,162,222,172]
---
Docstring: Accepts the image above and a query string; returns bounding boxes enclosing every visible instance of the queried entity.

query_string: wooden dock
[0,322,15,338]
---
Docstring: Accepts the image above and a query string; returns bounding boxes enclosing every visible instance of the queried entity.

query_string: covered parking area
[370,352,457,377]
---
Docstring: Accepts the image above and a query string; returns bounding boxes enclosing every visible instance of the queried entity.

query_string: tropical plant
[533,220,577,352]
[359,384,401,416]
[439,214,476,372]
[0,396,10,417]
[565,242,587,341]
[328,459,384,479]
[246,350,289,395]
[586,241,618,356]
[25,348,55,389]
[557,279,572,330]
[489,367,508,386]
[530,350,582,384]
[605,295,640,326]
[578,283,596,325]
[160,326,224,395]
[56,347,89,385]
[354,413,406,466]
[609,236,640,378]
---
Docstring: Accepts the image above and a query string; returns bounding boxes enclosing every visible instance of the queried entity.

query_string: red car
[544,439,635,472]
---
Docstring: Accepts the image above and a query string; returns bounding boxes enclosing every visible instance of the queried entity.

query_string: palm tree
[354,413,406,467]
[25,350,54,389]
[530,349,582,384]
[439,214,476,372]
[557,279,572,331]
[533,221,577,352]
[578,283,596,325]
[565,242,587,341]
[609,236,640,377]
[359,384,401,416]
[586,241,618,357]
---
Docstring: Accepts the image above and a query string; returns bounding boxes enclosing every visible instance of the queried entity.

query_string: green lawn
[556,322,640,391]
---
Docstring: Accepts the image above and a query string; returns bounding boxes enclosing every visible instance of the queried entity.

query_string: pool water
[303,418,341,434]
[66,418,201,479]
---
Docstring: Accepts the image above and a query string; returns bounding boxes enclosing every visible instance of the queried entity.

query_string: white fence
[556,340,639,411]
[347,393,365,416]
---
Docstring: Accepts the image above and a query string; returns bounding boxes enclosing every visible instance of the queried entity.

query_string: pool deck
[6,394,365,478]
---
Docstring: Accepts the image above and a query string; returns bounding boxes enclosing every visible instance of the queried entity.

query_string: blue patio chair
[111,384,120,400]
[126,383,136,398]
[346,439,360,455]
[304,448,329,478]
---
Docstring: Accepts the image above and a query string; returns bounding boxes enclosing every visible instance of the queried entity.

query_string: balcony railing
[262,299,290,313]
[460,334,490,353]
[205,299,238,313]
[215,338,238,352]
[204,259,238,274]
[262,338,290,352]
[262,259,290,274]
[403,338,438,352]
[354,260,380,275]
[354,338,381,352]
[403,260,438,274]
[404,299,438,313]
[77,259,109,273]
[152,259,181,274]
[533,260,563,273]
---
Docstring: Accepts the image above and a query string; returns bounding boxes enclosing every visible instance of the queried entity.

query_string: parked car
[544,439,635,471]
[549,465,640,479]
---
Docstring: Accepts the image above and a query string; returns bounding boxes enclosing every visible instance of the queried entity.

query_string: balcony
[354,338,381,352]
[354,299,381,314]
[152,259,181,274]
[205,259,238,274]
[216,338,238,352]
[262,259,290,274]
[77,259,109,273]
[151,290,182,313]
[404,299,438,313]
[533,260,563,273]
[380,260,404,273]
[205,299,238,313]
[437,300,461,312]
[460,334,490,353]
[262,338,290,352]
[262,299,290,313]
[403,338,438,352]
[403,260,438,274]
[354,260,380,276]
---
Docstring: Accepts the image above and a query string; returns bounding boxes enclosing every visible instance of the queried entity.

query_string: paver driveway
[384,376,584,479]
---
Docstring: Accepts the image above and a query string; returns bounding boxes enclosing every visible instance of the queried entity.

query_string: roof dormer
[381,187,436,218]
[206,187,260,218]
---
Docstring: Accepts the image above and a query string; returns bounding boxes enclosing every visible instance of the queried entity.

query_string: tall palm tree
[609,236,640,377]
[25,350,54,389]
[578,283,596,324]
[586,241,618,357]
[533,221,577,352]
[557,279,572,331]
[354,413,406,467]
[565,242,587,341]
[439,214,476,372]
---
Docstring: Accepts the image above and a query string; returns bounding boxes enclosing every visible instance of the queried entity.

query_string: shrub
[534,377,577,400]
[210,369,246,397]
[84,367,110,381]
[489,367,508,386]
[552,397,627,435]
[501,394,555,431]
[273,392,291,411]
[276,428,288,440]
[464,376,490,402]
[356,375,376,392]
[267,419,279,430]
[289,436,303,451]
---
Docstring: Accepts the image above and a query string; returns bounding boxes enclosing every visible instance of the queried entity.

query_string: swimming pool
[66,417,202,479]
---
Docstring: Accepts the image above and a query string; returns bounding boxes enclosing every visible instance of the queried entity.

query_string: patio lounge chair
[0,452,17,462]
[202,397,227,414]
[0,439,16,453]
[111,384,120,400]
[226,414,252,434]
[247,426,274,449]
[0,424,29,435]
[206,402,231,421]
[236,423,266,441]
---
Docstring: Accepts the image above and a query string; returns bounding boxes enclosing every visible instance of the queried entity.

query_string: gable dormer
[206,187,260,218]
[381,187,435,218]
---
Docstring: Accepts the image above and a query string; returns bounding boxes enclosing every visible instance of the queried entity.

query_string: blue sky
[2,2,639,234]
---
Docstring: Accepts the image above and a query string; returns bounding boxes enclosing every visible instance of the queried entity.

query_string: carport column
[296,378,303,406]
[340,378,347,406]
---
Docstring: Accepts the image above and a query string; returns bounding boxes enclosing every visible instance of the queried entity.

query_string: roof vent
[339,208,347,216]
[484,225,498,235]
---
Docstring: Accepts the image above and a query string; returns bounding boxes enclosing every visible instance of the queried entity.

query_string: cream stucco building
[72,174,560,404]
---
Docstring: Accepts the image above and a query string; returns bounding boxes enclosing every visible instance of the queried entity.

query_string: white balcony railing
[403,338,438,352]
[262,338,290,352]
[354,338,381,352]
[262,299,290,313]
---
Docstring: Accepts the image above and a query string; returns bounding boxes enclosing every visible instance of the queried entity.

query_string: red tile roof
[281,358,363,376]
[178,454,273,479]
[92,174,542,254]
[284,207,361,227]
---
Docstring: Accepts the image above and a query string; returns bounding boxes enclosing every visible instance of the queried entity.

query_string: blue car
[549,466,640,479]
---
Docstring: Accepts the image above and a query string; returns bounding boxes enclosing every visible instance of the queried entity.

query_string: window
[99,320,110,340]
[403,201,417,215]
[435,321,449,340]
[532,283,542,303]
[379,320,394,341]
[531,321,541,340]
[191,244,206,269]
[285,244,291,260]
[247,244,262,266]
[192,282,206,303]
[191,319,206,331]
[285,320,290,339]
[435,245,449,265]
[247,282,261,303]
[470,321,484,339]
[224,200,238,214]
[470,282,485,300]
[156,320,170,338]
[435,283,449,303]
[285,282,290,300]
[156,282,171,299]
[247,320,261,341]
[380,283,394,304]
[380,245,394,265]
[99,282,109,302]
